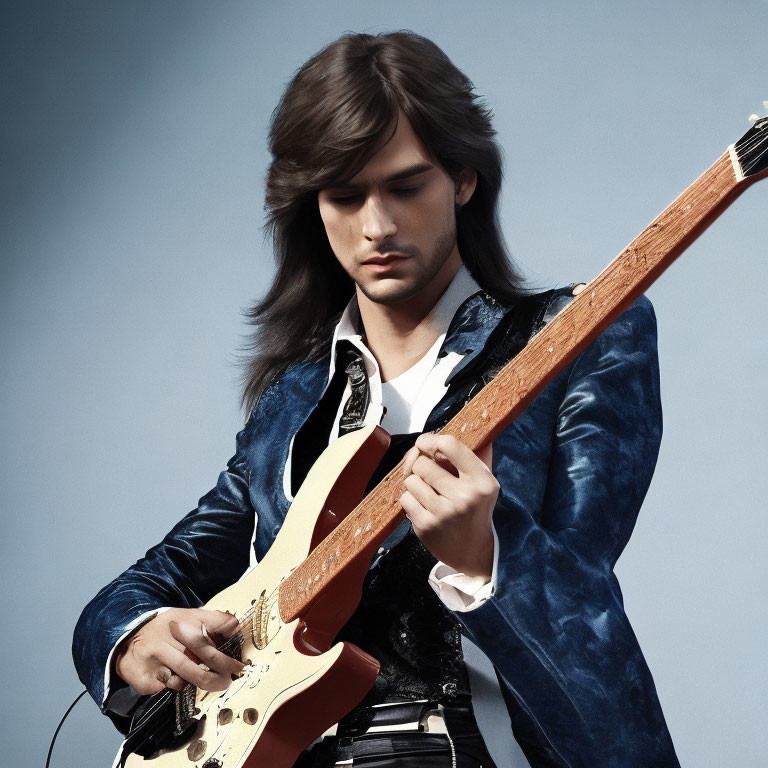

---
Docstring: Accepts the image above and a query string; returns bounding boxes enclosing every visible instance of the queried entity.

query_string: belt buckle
[421,706,448,734]
[360,701,448,735]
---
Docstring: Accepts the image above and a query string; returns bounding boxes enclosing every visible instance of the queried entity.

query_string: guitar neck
[441,150,748,450]
[279,138,766,624]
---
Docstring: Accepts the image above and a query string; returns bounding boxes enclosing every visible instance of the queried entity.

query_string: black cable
[46,689,88,768]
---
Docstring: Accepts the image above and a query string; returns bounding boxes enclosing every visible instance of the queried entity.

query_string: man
[74,31,679,767]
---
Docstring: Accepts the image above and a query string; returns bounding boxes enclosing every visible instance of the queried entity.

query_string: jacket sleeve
[72,415,257,730]
[457,297,680,767]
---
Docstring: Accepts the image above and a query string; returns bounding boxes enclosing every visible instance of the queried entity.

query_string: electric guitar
[117,113,768,768]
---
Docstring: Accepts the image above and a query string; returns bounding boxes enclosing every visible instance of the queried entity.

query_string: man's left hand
[400,433,499,580]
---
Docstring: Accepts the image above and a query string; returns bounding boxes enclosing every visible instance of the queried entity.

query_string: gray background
[2,1,766,766]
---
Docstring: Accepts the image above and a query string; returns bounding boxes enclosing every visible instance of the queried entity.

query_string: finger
[161,644,235,691]
[476,441,493,471]
[154,666,185,691]
[118,627,192,695]
[415,434,493,477]
[165,673,185,691]
[169,620,244,677]
[132,667,171,695]
[169,619,244,677]
[155,666,172,686]
[400,446,420,477]
[116,631,185,689]
[194,609,240,638]
[400,490,438,533]
[403,472,445,512]
[410,453,462,496]
[129,659,184,696]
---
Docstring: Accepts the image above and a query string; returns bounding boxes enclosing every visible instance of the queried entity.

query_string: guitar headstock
[733,102,768,180]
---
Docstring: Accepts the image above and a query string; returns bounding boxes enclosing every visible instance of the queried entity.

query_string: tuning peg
[748,102,768,123]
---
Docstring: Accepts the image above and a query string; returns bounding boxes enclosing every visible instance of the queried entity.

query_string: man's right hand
[115,608,245,695]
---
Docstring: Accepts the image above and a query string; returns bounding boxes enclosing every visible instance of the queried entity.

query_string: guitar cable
[46,689,88,768]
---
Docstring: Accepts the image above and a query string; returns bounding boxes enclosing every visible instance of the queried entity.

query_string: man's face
[317,114,476,308]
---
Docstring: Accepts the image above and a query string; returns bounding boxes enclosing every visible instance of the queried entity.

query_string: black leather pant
[294,703,498,768]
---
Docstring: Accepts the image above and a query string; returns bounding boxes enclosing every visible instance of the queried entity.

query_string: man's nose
[361,196,397,243]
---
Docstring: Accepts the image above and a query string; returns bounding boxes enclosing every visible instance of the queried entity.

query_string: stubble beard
[355,218,459,307]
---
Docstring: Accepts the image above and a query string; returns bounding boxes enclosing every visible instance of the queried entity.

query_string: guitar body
[123,422,391,768]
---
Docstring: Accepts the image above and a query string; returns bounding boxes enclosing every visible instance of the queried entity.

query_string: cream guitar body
[121,423,392,768]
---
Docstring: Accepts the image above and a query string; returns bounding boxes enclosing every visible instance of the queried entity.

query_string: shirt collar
[327,265,482,384]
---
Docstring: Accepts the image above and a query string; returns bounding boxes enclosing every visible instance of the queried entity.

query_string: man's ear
[455,168,478,207]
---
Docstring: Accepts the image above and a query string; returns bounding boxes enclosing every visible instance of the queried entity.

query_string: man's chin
[357,279,423,306]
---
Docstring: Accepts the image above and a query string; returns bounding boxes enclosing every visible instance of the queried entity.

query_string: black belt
[295,701,498,768]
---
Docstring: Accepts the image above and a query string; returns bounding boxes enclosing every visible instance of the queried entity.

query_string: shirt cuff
[427,524,499,612]
[103,607,171,714]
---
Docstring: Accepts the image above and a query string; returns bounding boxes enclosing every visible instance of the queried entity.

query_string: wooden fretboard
[279,122,768,623]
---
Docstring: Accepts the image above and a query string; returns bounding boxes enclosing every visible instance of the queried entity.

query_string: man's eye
[392,186,421,197]
[330,194,361,205]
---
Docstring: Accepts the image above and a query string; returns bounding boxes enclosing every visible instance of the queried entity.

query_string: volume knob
[243,708,259,725]
[186,740,206,761]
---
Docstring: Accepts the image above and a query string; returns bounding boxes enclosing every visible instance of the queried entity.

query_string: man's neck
[356,260,462,382]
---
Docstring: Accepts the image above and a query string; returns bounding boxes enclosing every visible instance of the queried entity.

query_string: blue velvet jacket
[73,290,679,767]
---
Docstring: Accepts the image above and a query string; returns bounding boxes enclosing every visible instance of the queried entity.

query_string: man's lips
[361,252,410,265]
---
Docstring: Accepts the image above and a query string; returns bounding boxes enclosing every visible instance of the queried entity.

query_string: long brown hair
[242,30,526,413]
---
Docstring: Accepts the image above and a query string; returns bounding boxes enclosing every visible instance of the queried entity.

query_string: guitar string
[736,127,768,174]
[743,145,768,175]
[740,134,768,159]
[735,128,766,158]
[738,122,767,148]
